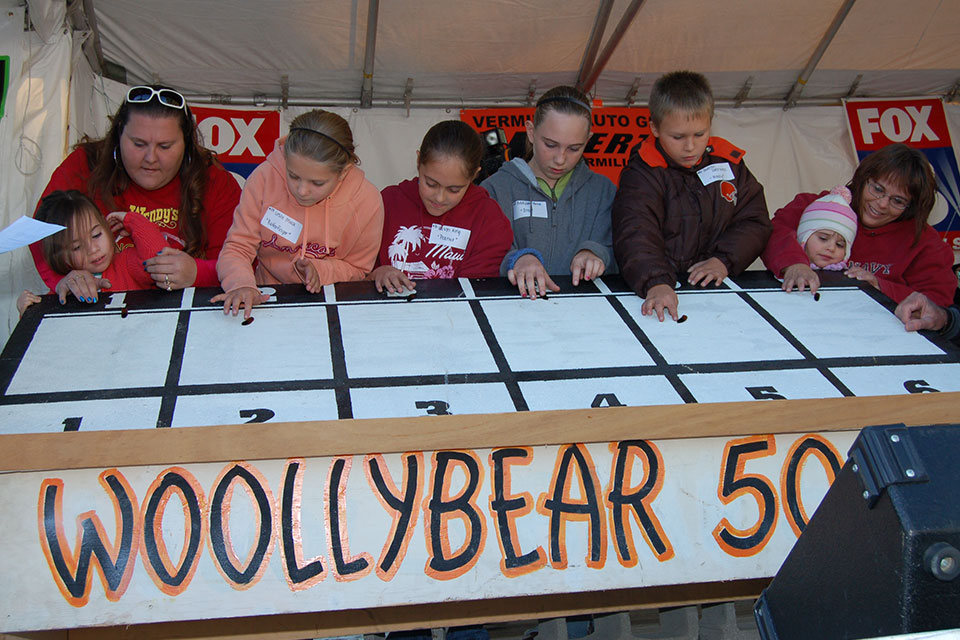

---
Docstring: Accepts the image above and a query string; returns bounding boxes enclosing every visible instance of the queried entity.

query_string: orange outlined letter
[489,447,546,577]
[365,452,424,581]
[536,444,607,570]
[423,450,486,580]
[38,469,141,606]
[606,440,673,566]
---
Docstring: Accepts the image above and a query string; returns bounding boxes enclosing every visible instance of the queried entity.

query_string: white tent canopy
[1,0,959,339]
[86,0,960,107]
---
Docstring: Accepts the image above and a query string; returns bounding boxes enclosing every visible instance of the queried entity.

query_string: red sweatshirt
[762,191,956,306]
[377,179,513,279]
[98,213,170,291]
[30,147,241,290]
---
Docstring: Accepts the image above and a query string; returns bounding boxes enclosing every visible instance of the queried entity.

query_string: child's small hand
[508,253,560,300]
[16,290,41,317]
[641,283,679,322]
[687,257,728,287]
[294,258,323,294]
[570,250,605,286]
[105,211,130,240]
[844,266,879,289]
[371,265,415,294]
[781,263,820,294]
[211,287,269,320]
[54,270,112,304]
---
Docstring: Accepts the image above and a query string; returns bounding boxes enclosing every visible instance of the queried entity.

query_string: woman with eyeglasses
[30,85,241,302]
[762,143,956,306]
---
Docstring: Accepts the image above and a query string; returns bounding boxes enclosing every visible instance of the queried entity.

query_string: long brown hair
[78,85,216,257]
[35,190,113,275]
[847,143,937,245]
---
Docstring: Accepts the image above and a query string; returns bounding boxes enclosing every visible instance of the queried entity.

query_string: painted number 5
[712,435,778,556]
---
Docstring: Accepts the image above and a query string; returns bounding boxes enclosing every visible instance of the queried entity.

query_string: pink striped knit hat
[797,186,857,268]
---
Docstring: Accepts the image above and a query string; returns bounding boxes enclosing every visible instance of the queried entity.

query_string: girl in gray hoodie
[481,86,616,299]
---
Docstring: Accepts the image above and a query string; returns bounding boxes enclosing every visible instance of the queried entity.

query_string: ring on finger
[164,274,170,284]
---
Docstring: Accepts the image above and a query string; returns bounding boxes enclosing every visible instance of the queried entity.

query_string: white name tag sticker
[260,206,302,243]
[428,224,471,250]
[697,163,735,186]
[513,200,549,220]
[401,261,430,274]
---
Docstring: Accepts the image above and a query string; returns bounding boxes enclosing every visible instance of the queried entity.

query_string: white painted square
[619,292,803,364]
[481,297,655,371]
[171,389,340,427]
[338,301,497,378]
[520,376,685,410]
[751,289,945,358]
[7,312,179,394]
[350,382,515,419]
[0,397,162,434]
[831,363,960,397]
[179,307,333,384]
[679,369,846,403]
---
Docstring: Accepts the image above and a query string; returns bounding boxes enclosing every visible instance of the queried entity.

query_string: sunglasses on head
[125,86,186,110]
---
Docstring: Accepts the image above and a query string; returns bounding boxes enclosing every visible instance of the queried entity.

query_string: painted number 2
[239,408,275,423]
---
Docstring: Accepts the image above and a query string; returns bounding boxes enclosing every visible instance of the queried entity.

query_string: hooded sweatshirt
[217,139,384,292]
[378,178,513,278]
[31,146,240,290]
[480,158,617,276]
[762,191,956,306]
[612,136,771,297]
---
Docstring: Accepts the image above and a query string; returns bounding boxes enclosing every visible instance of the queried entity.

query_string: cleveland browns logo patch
[720,181,737,205]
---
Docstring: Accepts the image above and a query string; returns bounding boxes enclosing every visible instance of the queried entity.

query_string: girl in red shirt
[26,190,167,305]
[370,120,513,293]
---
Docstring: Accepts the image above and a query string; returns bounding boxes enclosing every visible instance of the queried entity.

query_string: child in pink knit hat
[796,186,858,270]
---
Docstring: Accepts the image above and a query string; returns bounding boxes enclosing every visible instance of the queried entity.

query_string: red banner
[461,107,652,185]
[191,106,281,179]
[845,98,960,250]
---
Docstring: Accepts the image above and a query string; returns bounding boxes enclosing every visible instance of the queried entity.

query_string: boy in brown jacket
[612,71,771,321]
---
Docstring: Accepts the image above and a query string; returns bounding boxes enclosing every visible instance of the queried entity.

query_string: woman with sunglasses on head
[762,143,956,306]
[30,85,241,303]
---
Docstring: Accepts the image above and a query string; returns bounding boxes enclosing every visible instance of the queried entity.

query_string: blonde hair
[285,110,359,171]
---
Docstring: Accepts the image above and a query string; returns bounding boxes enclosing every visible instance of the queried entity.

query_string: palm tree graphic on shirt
[388,225,425,268]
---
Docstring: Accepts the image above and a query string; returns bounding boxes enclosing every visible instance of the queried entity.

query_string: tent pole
[783,0,857,109]
[579,0,647,95]
[575,0,615,92]
[359,0,380,109]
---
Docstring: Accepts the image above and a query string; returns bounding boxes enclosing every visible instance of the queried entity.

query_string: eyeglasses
[126,86,186,110]
[866,179,910,211]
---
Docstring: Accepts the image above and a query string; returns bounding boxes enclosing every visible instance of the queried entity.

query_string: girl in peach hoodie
[214,110,384,318]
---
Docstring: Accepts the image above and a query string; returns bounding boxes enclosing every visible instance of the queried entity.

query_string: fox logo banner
[193,106,281,181]
[844,98,960,250]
